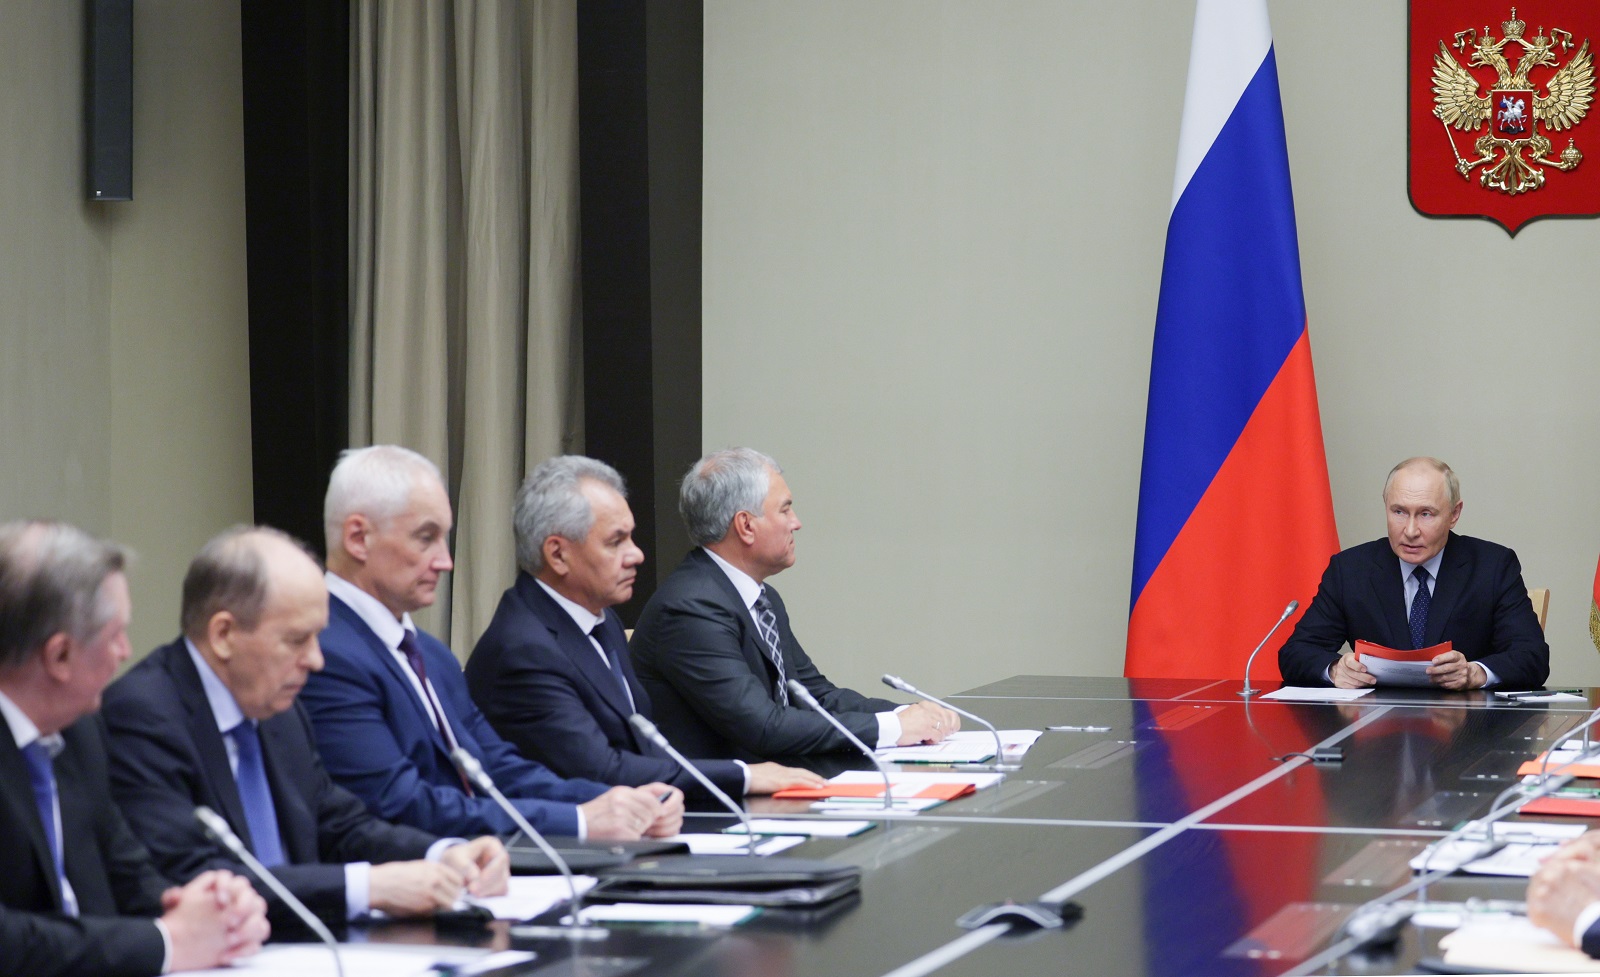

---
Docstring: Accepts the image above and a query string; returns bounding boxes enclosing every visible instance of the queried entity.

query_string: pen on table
[1503,689,1586,698]
[1047,725,1112,732]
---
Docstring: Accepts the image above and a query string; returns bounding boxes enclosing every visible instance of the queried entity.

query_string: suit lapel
[257,715,313,862]
[688,550,775,694]
[331,596,454,762]
[520,576,637,729]
[166,645,255,846]
[1363,543,1410,647]
[0,733,60,908]
[1424,535,1468,647]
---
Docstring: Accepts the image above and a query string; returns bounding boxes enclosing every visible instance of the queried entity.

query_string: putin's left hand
[440,836,511,897]
[1426,650,1486,691]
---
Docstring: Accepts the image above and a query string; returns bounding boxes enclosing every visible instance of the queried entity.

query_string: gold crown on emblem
[1502,7,1526,41]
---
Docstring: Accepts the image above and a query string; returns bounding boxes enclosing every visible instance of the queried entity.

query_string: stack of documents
[773,770,1004,813]
[567,903,759,927]
[659,832,805,856]
[876,729,1042,763]
[466,874,597,920]
[187,945,532,977]
[1408,820,1585,877]
[1438,912,1600,972]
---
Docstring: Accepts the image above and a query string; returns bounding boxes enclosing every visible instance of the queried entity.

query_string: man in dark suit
[0,520,267,977]
[302,445,683,840]
[1277,457,1549,689]
[630,448,959,760]
[1530,831,1600,957]
[103,527,509,927]
[465,456,823,799]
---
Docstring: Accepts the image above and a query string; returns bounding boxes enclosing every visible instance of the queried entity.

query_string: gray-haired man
[629,448,958,761]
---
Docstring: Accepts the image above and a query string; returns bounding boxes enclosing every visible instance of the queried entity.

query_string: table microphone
[1238,600,1298,697]
[628,713,759,855]
[787,679,895,810]
[194,805,345,977]
[449,748,607,940]
[882,673,1015,770]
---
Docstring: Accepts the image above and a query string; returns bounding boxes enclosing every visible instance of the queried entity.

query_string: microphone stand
[882,673,1016,770]
[1238,600,1298,697]
[194,806,345,977]
[628,713,760,854]
[788,679,896,811]
[449,748,607,940]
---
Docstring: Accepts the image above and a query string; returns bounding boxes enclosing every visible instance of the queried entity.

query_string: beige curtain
[349,0,583,657]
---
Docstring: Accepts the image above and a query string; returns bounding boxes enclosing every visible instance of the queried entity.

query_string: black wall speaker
[86,0,133,201]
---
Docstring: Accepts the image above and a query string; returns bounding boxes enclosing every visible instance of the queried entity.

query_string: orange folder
[1520,795,1600,817]
[772,782,976,801]
[1517,752,1600,779]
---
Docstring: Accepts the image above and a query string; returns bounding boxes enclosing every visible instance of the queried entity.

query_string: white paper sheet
[183,944,506,977]
[1409,821,1586,877]
[1440,913,1600,972]
[566,903,758,926]
[660,832,804,856]
[1260,686,1374,702]
[465,874,597,920]
[725,819,874,837]
[876,729,1043,763]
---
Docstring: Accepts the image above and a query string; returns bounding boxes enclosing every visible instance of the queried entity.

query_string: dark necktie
[590,622,636,711]
[1409,565,1432,649]
[752,588,789,705]
[21,740,75,914]
[227,721,285,866]
[397,631,473,794]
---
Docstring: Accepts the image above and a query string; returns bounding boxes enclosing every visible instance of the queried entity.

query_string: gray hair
[0,521,129,672]
[182,526,321,639]
[324,445,444,553]
[514,456,627,574]
[679,448,780,547]
[1383,457,1460,509]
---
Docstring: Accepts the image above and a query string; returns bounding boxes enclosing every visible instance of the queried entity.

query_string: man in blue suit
[301,445,682,840]
[1277,457,1549,690]
[464,456,822,799]
[104,526,509,927]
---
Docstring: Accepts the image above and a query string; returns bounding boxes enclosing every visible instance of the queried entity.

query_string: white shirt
[534,577,750,791]
[324,572,586,839]
[701,547,906,748]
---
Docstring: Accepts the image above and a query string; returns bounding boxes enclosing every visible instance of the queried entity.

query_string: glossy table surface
[355,677,1600,976]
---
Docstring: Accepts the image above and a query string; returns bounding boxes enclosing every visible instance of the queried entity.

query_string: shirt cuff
[734,759,751,794]
[1477,661,1500,688]
[875,706,907,748]
[154,918,173,974]
[426,837,467,862]
[575,806,587,842]
[1573,900,1600,947]
[345,861,371,919]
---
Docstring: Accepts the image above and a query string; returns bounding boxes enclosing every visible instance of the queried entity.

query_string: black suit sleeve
[0,906,166,977]
[1475,548,1550,688]
[1276,555,1350,687]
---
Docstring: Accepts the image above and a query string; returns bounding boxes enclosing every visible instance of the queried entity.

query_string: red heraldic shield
[1410,1,1600,234]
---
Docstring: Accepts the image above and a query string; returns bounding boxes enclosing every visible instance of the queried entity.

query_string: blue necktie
[1409,566,1432,650]
[228,721,285,866]
[21,740,73,914]
[590,623,636,712]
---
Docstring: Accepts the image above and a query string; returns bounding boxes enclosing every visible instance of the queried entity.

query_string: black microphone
[787,679,895,810]
[882,673,1016,770]
[195,805,345,977]
[628,713,760,855]
[449,748,607,940]
[1238,600,1298,697]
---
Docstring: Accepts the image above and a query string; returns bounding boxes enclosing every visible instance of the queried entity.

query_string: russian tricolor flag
[1126,0,1339,680]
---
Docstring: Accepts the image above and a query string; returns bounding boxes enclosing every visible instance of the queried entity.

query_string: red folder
[1520,795,1600,817]
[1517,752,1600,779]
[772,782,976,801]
[1352,640,1451,663]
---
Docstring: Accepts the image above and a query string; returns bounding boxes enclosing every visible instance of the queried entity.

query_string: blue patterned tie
[228,721,285,866]
[752,588,789,705]
[21,740,73,914]
[1409,566,1432,650]
[590,623,636,712]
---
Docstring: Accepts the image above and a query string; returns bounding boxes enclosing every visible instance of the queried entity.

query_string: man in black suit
[1277,457,1549,689]
[630,448,960,760]
[466,456,822,799]
[103,526,509,927]
[1530,832,1600,957]
[0,520,268,977]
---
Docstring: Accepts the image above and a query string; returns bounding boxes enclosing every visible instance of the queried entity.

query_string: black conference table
[351,676,1596,976]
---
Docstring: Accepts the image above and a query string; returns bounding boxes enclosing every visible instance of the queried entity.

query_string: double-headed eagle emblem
[1432,7,1595,194]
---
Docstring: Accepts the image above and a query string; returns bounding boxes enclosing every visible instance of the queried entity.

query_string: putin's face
[1384,466,1461,566]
